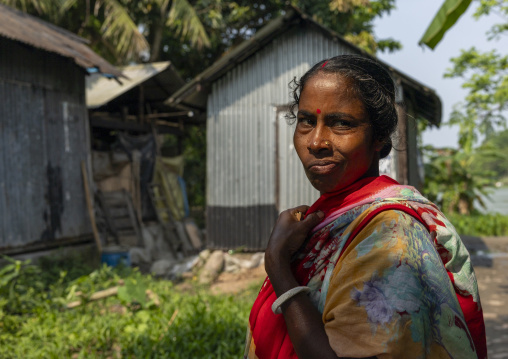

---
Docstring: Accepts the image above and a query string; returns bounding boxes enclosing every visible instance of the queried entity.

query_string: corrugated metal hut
[167,8,442,251]
[0,4,121,254]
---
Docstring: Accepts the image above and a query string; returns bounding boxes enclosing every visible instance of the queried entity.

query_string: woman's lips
[308,161,337,174]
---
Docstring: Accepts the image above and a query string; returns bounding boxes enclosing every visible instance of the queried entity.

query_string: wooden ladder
[97,190,143,247]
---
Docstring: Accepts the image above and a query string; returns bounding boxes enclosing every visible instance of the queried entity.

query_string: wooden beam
[90,117,183,136]
[145,111,191,119]
[0,235,93,256]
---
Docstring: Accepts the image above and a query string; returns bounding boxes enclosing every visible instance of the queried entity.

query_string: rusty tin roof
[0,4,122,78]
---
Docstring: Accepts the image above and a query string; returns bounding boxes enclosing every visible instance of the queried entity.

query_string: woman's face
[293,72,382,194]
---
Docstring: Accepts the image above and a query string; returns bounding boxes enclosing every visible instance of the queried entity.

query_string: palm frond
[101,0,149,62]
[1,0,63,20]
[1,0,32,12]
[168,0,210,49]
[59,0,77,16]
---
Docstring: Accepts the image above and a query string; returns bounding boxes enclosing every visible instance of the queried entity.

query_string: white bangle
[271,286,311,315]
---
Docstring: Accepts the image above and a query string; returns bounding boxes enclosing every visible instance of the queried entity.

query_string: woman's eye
[297,117,315,126]
[331,120,352,128]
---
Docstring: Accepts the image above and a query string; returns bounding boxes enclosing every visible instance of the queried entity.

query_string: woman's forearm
[266,258,376,359]
[266,256,340,359]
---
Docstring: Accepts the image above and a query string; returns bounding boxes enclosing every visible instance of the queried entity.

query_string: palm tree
[148,0,210,61]
[0,0,210,64]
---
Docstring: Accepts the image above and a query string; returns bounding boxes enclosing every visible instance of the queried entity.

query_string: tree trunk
[149,0,171,62]
[149,21,164,61]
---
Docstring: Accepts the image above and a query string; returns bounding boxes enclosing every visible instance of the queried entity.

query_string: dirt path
[465,236,508,357]
[210,265,266,295]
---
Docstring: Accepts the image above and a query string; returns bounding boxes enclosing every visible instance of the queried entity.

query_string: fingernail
[317,211,324,218]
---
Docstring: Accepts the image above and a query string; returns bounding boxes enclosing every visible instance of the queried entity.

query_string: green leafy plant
[0,256,259,358]
[422,145,500,215]
[0,256,47,316]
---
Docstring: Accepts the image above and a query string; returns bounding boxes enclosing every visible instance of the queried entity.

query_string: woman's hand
[264,207,375,359]
[265,205,324,278]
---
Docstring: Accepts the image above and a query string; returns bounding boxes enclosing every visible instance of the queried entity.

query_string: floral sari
[245,176,486,359]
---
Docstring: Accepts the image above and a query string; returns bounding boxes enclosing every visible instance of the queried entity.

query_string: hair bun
[380,140,392,159]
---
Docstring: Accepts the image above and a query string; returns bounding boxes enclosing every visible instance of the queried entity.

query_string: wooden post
[81,161,102,254]
[121,106,128,122]
[396,104,409,185]
[138,85,144,123]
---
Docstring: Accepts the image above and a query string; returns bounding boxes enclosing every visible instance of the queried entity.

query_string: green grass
[446,212,508,237]
[0,256,259,359]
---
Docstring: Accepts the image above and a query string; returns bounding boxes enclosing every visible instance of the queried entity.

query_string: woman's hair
[287,55,398,158]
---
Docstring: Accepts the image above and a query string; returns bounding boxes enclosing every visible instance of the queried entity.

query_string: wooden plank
[81,161,102,254]
[96,191,119,244]
[122,190,143,246]
[67,286,119,309]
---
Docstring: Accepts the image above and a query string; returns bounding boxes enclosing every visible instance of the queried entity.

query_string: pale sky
[373,0,506,148]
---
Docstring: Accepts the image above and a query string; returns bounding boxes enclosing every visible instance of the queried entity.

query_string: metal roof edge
[392,70,442,126]
[86,61,178,108]
[166,6,441,125]
[0,4,90,45]
[165,9,300,105]
[0,4,123,79]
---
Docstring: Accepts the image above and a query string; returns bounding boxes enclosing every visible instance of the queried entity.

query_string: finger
[300,210,324,228]
[282,206,310,222]
[291,205,310,215]
[293,205,310,212]
[279,206,308,217]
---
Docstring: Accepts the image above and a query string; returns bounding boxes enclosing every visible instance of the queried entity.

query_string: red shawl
[247,176,487,359]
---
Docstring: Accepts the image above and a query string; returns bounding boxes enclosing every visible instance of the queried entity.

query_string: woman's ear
[378,139,393,159]
[374,138,384,152]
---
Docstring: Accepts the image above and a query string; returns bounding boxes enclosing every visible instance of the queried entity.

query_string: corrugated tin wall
[207,25,359,250]
[0,38,91,251]
[276,111,320,210]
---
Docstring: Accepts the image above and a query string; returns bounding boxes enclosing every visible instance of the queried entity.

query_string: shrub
[446,212,508,237]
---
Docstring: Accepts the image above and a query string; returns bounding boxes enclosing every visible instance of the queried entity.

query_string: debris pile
[145,249,265,284]
[194,250,265,284]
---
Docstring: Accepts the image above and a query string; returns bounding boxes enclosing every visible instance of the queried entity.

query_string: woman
[245,55,487,359]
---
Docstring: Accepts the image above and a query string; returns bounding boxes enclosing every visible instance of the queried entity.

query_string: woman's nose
[308,126,332,153]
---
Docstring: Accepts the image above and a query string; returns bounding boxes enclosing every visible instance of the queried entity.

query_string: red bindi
[316,109,321,114]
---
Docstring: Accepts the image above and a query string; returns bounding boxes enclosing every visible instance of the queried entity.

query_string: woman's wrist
[265,257,299,296]
[265,250,289,278]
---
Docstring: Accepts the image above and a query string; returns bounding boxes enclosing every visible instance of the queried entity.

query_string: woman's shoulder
[323,204,480,359]
[343,207,433,259]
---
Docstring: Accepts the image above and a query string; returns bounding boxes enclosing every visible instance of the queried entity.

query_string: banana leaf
[419,0,472,49]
